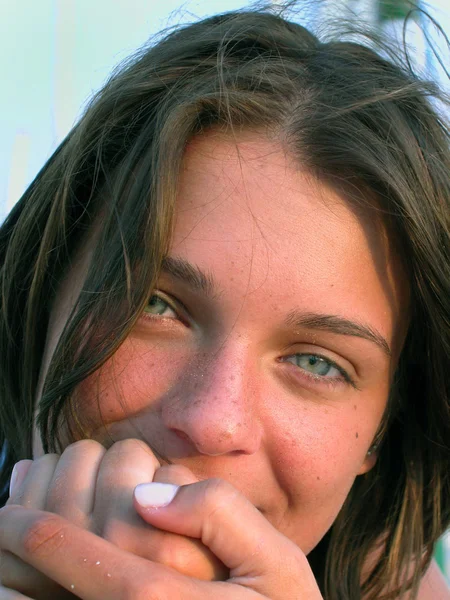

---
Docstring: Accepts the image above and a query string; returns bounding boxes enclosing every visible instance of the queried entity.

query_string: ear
[357,449,378,475]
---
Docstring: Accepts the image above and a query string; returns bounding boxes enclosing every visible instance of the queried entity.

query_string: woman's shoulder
[413,561,450,600]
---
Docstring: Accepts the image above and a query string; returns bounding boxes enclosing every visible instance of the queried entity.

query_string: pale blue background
[1,0,449,220]
[0,0,248,219]
[0,0,449,580]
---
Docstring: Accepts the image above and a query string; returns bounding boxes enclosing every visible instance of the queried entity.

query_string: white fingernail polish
[135,483,179,508]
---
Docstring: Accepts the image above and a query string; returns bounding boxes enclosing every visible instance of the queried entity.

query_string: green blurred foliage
[378,0,413,21]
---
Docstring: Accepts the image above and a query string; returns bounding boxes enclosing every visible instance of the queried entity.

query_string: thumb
[133,479,322,598]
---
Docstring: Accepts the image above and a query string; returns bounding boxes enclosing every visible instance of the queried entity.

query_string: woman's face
[34,132,407,554]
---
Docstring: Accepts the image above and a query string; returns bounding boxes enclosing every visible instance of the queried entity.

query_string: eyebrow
[160,256,391,357]
[161,256,216,297]
[284,311,392,357]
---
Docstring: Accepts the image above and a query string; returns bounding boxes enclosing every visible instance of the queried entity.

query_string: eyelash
[279,354,357,390]
[141,292,356,389]
[141,292,186,323]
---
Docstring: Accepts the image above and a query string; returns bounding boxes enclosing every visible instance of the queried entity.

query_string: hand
[0,439,226,598]
[0,477,323,599]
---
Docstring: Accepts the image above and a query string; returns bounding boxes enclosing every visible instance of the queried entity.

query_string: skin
[38,131,405,545]
[6,131,447,599]
[48,132,405,551]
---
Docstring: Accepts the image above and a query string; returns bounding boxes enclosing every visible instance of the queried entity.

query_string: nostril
[171,428,192,443]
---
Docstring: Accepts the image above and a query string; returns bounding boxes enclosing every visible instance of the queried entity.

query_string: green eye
[144,294,177,318]
[288,354,341,378]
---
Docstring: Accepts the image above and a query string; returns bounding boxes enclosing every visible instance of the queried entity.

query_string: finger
[0,505,249,600]
[91,438,160,537]
[8,462,33,499]
[3,459,76,599]
[0,551,45,597]
[3,443,105,600]
[152,464,199,485]
[0,585,34,600]
[92,443,226,580]
[0,505,163,599]
[46,440,106,529]
[134,479,323,598]
[3,460,59,600]
[0,551,76,600]
[144,464,228,580]
[8,456,59,510]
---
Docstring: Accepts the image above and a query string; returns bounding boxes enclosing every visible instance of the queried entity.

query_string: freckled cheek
[271,410,369,502]
[72,339,190,427]
[264,414,365,551]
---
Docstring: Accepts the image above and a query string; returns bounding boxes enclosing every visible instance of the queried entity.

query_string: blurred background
[0,0,449,581]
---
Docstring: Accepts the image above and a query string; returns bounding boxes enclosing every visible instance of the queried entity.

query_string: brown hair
[1,3,449,598]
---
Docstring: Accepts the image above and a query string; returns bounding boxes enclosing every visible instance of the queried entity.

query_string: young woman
[0,3,449,599]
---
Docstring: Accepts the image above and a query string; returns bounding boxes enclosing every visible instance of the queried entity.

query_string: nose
[161,343,263,456]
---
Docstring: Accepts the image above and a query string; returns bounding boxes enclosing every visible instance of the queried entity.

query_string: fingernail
[135,482,179,508]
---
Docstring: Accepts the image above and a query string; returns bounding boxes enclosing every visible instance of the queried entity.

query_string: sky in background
[0,0,449,578]
[0,0,449,219]
[1,0,249,219]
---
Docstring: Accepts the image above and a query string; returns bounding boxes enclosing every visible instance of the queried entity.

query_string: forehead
[170,132,408,355]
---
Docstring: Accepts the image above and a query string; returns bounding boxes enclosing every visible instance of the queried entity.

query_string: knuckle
[161,543,210,578]
[203,478,239,515]
[109,439,160,468]
[62,438,105,457]
[152,535,185,570]
[199,479,241,548]
[279,543,311,580]
[154,464,194,481]
[22,513,68,559]
[112,438,147,452]
[139,530,215,579]
[33,453,59,469]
